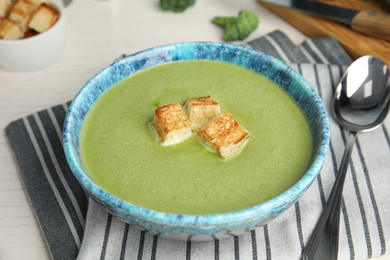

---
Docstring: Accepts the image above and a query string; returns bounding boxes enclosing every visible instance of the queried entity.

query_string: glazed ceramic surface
[63,42,330,240]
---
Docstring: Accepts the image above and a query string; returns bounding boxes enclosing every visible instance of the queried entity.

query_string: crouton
[0,17,24,39]
[148,103,192,146]
[23,28,38,38]
[7,0,37,32]
[196,111,250,159]
[0,0,12,17]
[27,3,58,33]
[184,96,221,129]
[30,0,49,5]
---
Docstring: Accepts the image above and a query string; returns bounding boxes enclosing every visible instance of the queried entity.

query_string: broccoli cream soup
[80,60,313,215]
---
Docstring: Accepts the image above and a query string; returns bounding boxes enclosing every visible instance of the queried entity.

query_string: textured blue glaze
[63,42,330,237]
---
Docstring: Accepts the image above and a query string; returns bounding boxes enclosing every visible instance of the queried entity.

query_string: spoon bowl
[303,55,390,260]
[333,55,390,132]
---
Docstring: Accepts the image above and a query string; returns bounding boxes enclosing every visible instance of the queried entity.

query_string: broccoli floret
[212,9,259,42]
[160,0,195,13]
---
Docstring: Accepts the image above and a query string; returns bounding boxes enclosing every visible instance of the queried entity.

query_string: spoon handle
[302,131,357,260]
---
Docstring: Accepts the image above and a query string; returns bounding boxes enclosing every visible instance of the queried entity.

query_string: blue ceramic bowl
[63,42,330,241]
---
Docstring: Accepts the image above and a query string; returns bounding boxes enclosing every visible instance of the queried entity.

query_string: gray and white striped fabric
[6,30,389,260]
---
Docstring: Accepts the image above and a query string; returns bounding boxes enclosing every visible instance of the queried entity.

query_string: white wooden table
[0,0,388,259]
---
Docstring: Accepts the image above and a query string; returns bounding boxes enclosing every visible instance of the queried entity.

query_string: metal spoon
[302,55,390,260]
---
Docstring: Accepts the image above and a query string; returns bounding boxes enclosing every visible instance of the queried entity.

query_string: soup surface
[80,60,313,215]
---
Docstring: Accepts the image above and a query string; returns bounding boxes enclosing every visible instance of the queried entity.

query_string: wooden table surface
[0,0,388,259]
[259,0,390,66]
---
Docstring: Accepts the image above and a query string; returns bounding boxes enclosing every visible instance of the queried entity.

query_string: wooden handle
[351,9,390,41]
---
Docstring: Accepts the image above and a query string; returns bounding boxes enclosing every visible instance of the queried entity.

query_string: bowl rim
[63,41,330,234]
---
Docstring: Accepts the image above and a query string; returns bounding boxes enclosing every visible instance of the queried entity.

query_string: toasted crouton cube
[197,111,250,159]
[184,96,221,129]
[28,3,59,33]
[0,0,12,18]
[30,0,49,5]
[148,103,192,146]
[7,0,37,32]
[0,17,23,39]
[23,28,38,38]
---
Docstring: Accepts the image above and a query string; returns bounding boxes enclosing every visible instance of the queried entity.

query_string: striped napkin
[5,30,390,260]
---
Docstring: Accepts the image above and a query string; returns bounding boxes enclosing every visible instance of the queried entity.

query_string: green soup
[80,60,313,215]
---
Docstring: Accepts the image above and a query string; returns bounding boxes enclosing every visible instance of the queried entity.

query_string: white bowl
[0,0,66,72]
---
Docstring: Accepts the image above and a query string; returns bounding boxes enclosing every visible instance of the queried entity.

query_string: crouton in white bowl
[63,42,330,241]
[0,0,65,72]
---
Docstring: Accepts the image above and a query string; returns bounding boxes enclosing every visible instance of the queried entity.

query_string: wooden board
[259,0,390,65]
